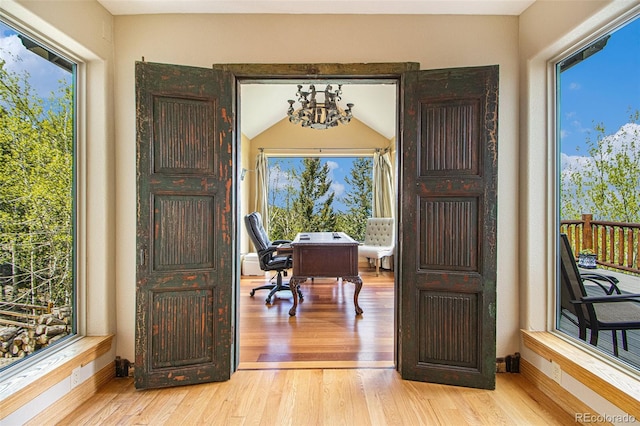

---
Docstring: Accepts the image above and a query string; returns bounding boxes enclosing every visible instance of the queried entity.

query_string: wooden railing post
[582,214,593,251]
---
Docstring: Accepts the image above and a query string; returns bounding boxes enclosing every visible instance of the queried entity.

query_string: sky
[268,157,368,213]
[0,21,72,99]
[559,16,640,155]
[2,14,637,214]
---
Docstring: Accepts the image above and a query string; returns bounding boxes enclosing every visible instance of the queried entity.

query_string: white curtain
[255,150,269,234]
[373,149,394,218]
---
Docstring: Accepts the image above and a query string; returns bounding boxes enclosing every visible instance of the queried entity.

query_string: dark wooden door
[399,66,499,389]
[135,62,234,389]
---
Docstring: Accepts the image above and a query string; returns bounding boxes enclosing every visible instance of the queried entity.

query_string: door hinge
[139,247,146,266]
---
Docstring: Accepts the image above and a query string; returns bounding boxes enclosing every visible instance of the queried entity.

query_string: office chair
[244,212,303,303]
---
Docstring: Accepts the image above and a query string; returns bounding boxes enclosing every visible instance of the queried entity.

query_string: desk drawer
[293,245,358,277]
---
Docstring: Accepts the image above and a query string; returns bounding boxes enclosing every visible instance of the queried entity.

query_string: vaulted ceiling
[240,82,398,139]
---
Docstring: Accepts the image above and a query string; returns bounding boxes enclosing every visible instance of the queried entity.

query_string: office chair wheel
[249,289,256,296]
[265,296,272,304]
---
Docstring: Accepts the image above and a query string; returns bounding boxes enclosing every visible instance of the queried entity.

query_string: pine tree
[293,158,336,232]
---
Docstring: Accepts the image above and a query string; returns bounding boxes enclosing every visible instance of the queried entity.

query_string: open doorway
[236,80,399,369]
[135,61,497,389]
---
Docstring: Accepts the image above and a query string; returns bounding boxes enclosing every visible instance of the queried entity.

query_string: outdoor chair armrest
[580,273,622,295]
[572,293,640,304]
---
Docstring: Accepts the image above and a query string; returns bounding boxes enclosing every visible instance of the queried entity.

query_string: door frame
[224,62,418,370]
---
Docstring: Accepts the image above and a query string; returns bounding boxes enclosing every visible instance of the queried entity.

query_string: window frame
[551,9,640,371]
[0,14,84,376]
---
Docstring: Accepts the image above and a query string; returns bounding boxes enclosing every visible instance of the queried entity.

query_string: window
[267,156,373,241]
[0,20,76,371]
[556,15,639,370]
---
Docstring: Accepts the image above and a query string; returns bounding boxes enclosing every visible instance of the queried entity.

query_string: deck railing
[561,214,640,274]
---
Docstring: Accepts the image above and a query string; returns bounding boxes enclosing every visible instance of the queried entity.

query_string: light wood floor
[239,269,395,368]
[52,269,575,425]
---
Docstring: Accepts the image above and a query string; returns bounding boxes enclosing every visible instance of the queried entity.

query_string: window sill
[0,335,113,418]
[521,330,640,419]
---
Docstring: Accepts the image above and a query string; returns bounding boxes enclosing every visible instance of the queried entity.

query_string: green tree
[292,158,336,233]
[562,112,640,223]
[337,157,372,241]
[0,54,73,306]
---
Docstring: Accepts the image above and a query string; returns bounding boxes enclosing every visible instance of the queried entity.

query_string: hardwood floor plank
[55,370,578,425]
[322,369,371,425]
[493,373,577,425]
[162,382,219,425]
[239,271,395,366]
[49,270,576,425]
[361,369,432,425]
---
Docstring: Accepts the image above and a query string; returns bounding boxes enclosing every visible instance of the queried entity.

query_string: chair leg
[265,271,284,304]
[249,282,276,297]
[375,258,380,277]
[578,324,587,341]
[251,270,304,304]
[612,331,619,357]
[622,330,629,351]
[589,327,599,346]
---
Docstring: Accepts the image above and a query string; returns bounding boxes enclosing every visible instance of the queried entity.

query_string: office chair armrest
[257,247,278,263]
[271,239,292,245]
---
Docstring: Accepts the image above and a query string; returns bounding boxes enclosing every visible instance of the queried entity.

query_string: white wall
[113,13,521,360]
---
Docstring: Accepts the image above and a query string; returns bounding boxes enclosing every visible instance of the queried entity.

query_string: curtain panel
[373,150,394,218]
[255,150,269,235]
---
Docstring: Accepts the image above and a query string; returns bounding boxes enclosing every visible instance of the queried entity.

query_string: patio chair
[559,233,640,356]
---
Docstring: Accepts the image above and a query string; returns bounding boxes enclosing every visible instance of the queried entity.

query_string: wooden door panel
[136,62,233,390]
[150,288,215,369]
[418,291,478,368]
[400,66,498,389]
[419,99,481,175]
[152,195,216,271]
[153,96,217,175]
[418,197,479,271]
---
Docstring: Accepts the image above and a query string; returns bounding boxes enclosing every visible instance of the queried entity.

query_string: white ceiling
[98,0,536,139]
[98,0,535,16]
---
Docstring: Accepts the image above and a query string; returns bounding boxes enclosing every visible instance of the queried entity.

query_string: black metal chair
[244,212,303,304]
[559,233,640,356]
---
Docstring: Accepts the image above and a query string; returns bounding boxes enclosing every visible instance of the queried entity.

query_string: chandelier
[287,84,354,130]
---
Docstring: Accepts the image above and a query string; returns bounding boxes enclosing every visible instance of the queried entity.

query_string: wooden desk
[288,232,363,316]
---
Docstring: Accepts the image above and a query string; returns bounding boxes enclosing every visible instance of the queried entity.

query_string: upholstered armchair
[358,218,395,276]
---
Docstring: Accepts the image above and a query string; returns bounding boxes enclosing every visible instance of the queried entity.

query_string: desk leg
[344,276,363,315]
[288,277,306,316]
